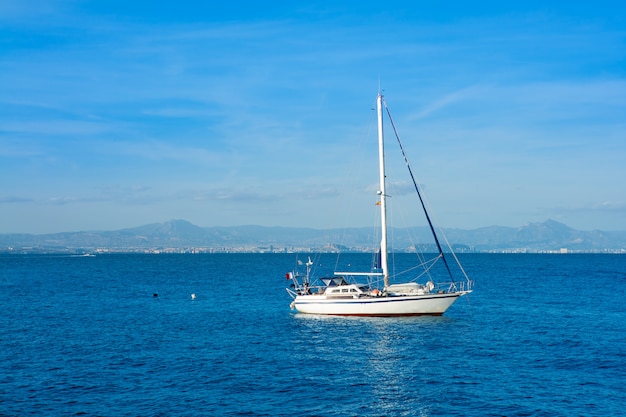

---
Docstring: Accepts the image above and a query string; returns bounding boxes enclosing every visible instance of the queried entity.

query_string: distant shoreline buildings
[1,245,625,255]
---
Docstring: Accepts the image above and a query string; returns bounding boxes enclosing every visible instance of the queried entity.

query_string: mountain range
[1,219,625,253]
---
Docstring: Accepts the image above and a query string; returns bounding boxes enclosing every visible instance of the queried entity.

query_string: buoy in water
[191,293,196,300]
[153,293,158,297]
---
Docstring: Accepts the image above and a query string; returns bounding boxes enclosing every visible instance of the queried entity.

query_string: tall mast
[376,93,390,288]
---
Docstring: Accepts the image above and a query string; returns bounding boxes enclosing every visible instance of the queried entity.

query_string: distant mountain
[441,219,626,251]
[1,219,625,253]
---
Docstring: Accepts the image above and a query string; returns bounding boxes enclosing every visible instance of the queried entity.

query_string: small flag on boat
[286,272,293,280]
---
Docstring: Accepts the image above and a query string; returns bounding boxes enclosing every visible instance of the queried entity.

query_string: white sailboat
[285,92,473,316]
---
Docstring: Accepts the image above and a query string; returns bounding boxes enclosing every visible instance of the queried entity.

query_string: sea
[0,253,624,416]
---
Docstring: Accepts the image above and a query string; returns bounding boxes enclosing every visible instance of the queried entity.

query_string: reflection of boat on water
[285,92,473,316]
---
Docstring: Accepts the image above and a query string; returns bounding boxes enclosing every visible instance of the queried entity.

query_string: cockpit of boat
[320,276,348,286]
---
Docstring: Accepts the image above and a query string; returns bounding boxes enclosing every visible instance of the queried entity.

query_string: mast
[376,93,390,288]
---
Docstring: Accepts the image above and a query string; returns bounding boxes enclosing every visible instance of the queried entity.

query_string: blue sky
[1,1,625,233]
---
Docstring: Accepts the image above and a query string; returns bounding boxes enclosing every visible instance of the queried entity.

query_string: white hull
[292,292,467,316]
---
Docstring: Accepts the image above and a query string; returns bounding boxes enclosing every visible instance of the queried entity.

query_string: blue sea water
[0,253,624,416]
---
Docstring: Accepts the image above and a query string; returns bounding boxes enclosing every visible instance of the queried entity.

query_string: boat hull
[292,292,466,316]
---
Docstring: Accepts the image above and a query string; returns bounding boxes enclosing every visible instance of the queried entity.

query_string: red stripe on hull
[307,313,444,317]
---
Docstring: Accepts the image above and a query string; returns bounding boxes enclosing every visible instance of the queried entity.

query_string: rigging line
[331,102,379,274]
[389,252,439,276]
[390,254,441,280]
[382,99,456,283]
[437,227,471,281]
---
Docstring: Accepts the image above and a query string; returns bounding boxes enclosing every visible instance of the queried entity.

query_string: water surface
[1,253,624,416]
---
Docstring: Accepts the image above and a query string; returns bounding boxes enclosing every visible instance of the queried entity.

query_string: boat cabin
[320,277,372,298]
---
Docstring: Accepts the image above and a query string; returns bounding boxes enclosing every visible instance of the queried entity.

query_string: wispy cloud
[407,86,484,121]
[0,195,34,204]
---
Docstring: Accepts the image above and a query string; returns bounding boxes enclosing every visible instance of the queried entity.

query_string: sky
[1,1,625,234]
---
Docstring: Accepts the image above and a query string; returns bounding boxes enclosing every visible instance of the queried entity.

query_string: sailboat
[285,92,473,316]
